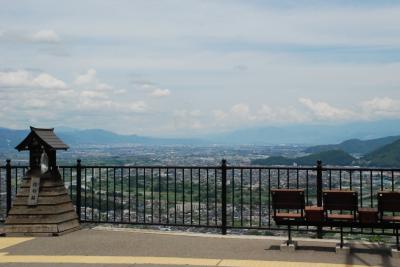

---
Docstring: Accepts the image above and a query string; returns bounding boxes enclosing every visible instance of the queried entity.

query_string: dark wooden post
[76,159,82,221]
[316,160,323,238]
[221,159,227,235]
[6,159,12,216]
[317,160,323,207]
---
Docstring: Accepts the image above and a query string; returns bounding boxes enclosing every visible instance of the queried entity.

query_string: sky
[1,0,400,137]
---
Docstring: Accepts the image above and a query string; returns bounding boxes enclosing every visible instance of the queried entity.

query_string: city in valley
[1,144,307,167]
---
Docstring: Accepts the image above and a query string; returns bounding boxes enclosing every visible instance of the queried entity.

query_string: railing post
[6,159,12,216]
[316,160,323,207]
[221,159,227,235]
[316,160,323,238]
[76,159,82,222]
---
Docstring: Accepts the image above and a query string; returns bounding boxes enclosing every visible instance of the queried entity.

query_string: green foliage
[368,235,386,243]
[252,156,294,166]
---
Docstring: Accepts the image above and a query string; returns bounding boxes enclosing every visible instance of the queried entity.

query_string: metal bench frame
[272,189,400,251]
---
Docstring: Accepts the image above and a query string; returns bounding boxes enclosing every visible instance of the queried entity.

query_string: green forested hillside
[362,140,400,167]
[305,136,400,155]
[252,150,355,166]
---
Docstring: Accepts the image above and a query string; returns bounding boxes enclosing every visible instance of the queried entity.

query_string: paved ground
[0,226,399,266]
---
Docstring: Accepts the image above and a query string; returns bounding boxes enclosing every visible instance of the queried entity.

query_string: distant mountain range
[252,138,400,167]
[0,127,205,149]
[58,129,206,146]
[206,120,400,145]
[0,128,28,149]
[1,119,400,148]
[305,135,400,155]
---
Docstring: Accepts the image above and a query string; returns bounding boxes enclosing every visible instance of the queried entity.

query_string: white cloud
[127,101,147,112]
[76,96,147,114]
[299,98,354,120]
[151,88,170,97]
[132,80,171,98]
[172,109,204,130]
[361,97,400,118]
[257,105,308,123]
[229,103,258,121]
[32,73,67,89]
[30,30,60,43]
[213,110,228,121]
[23,99,48,109]
[362,97,398,111]
[211,103,309,130]
[0,70,66,89]
[0,29,61,44]
[231,103,250,115]
[74,69,118,93]
[96,83,113,91]
[74,69,97,85]
[80,90,108,99]
[73,69,147,114]
[0,68,148,132]
[0,70,32,87]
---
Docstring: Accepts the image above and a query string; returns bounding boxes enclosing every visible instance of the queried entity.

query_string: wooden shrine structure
[4,127,80,236]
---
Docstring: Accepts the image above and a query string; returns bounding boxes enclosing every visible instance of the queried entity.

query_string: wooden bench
[378,191,400,251]
[271,189,304,245]
[323,190,358,248]
[271,189,400,252]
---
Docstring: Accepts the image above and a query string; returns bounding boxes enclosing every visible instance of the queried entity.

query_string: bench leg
[340,226,344,249]
[287,225,292,245]
[391,228,400,258]
[335,225,350,254]
[280,224,296,252]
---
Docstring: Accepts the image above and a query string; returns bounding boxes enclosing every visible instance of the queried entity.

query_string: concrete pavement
[0,226,398,266]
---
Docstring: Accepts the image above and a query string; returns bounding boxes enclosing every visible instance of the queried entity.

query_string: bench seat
[326,214,355,221]
[382,215,400,222]
[275,212,303,220]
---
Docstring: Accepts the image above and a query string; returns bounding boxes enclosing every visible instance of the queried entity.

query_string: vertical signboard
[28,176,40,206]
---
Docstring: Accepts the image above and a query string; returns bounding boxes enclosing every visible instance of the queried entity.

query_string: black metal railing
[1,159,399,237]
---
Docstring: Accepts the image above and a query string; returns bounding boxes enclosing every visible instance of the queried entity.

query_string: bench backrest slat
[378,191,400,213]
[323,190,358,211]
[271,189,305,210]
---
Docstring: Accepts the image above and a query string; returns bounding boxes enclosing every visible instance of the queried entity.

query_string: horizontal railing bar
[228,166,315,170]
[69,165,222,169]
[3,165,400,172]
[321,167,400,172]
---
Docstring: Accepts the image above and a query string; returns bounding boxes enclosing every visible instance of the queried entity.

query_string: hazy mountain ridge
[58,129,206,146]
[0,127,205,149]
[2,119,400,147]
[206,120,400,145]
[252,150,356,166]
[0,128,30,149]
[253,139,400,167]
[305,136,400,155]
